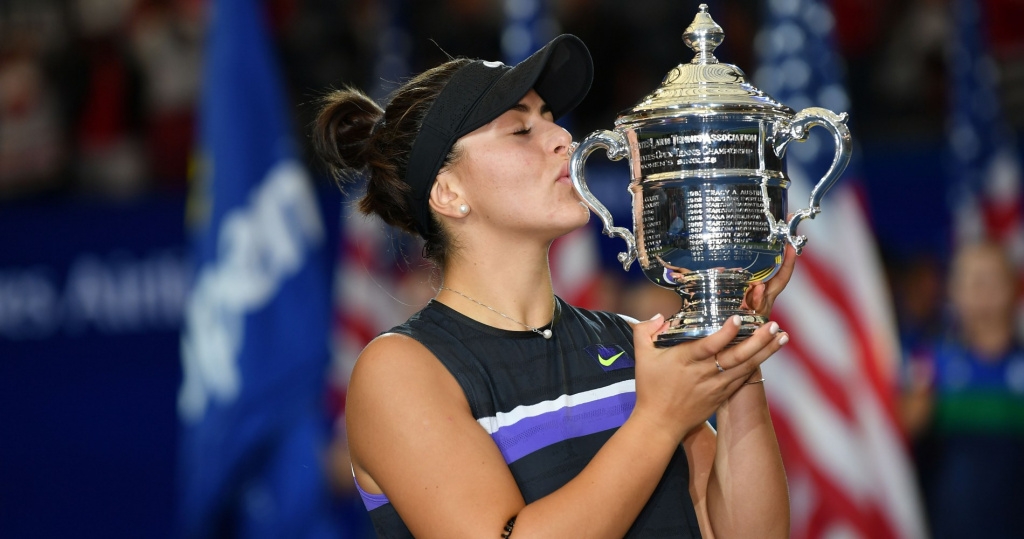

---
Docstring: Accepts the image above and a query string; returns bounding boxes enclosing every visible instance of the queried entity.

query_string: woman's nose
[551,125,572,155]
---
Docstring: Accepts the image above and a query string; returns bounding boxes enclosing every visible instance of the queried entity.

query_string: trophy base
[654,270,766,348]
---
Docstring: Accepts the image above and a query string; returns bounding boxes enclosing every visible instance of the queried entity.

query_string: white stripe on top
[476,379,637,434]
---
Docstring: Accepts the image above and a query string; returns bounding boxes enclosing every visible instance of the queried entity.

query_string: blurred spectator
[889,250,946,358]
[68,0,148,197]
[0,0,69,198]
[128,0,203,191]
[901,241,1024,538]
[984,0,1024,129]
[870,0,949,138]
[0,49,66,197]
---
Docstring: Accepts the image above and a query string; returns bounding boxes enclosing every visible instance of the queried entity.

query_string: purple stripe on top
[353,473,390,511]
[490,391,636,464]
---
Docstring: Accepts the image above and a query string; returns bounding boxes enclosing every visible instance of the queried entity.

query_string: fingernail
[650,313,663,321]
[731,315,742,327]
[769,322,779,335]
[778,333,789,345]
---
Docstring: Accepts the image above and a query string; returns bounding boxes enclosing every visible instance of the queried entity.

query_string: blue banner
[0,196,187,538]
[177,0,338,536]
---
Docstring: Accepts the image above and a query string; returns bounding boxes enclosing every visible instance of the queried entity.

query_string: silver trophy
[570,4,851,346]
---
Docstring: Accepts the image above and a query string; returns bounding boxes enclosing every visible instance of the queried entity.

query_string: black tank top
[354,297,702,538]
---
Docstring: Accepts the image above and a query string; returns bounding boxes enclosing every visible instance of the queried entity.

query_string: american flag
[946,0,1024,294]
[330,199,421,419]
[753,1,928,537]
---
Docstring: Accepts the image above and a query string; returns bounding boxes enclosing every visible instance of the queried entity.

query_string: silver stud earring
[459,204,469,214]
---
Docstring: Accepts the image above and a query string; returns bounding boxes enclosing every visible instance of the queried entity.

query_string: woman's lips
[556,162,570,183]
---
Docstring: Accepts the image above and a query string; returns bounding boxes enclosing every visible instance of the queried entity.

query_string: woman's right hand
[629,314,786,442]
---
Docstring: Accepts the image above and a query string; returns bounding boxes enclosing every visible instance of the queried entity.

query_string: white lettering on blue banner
[0,251,187,340]
[178,160,324,422]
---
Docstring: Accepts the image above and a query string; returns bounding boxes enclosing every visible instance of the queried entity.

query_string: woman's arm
[683,349,791,539]
[347,314,785,538]
[703,367,790,538]
[686,245,798,538]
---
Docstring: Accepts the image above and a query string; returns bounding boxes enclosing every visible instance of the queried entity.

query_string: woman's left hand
[742,244,797,319]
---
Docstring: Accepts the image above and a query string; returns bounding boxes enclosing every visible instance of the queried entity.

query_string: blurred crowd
[3,0,1021,202]
[0,0,204,198]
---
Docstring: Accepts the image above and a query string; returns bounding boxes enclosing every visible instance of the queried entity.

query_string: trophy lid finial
[683,3,724,64]
[617,2,792,123]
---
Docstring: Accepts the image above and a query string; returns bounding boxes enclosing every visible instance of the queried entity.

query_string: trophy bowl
[570,4,852,347]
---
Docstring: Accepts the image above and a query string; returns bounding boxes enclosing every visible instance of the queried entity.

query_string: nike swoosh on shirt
[598,351,625,367]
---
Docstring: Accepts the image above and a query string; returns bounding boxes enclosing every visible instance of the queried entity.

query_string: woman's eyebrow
[507,102,553,115]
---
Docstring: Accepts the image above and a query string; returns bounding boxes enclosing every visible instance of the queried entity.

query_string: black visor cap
[404,34,594,238]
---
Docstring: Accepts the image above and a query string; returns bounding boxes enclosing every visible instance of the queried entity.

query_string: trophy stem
[655,270,765,347]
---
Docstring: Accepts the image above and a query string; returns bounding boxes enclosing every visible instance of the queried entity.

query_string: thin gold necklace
[440,286,555,339]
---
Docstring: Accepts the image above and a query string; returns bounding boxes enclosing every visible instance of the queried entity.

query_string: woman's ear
[429,171,470,219]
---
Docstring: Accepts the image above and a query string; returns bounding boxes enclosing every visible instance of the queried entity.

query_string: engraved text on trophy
[637,125,764,173]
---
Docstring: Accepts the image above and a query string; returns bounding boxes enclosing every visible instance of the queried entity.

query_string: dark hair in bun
[312,59,471,267]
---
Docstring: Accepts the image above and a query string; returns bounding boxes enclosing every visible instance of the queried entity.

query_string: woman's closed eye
[513,126,532,135]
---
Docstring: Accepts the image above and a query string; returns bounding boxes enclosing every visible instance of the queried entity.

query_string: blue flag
[177,0,337,537]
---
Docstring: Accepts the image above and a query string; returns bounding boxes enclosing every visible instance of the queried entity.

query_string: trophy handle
[770,107,852,254]
[568,130,637,270]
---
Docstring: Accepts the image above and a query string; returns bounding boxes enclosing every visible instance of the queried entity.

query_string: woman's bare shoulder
[349,332,458,398]
[359,331,433,362]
